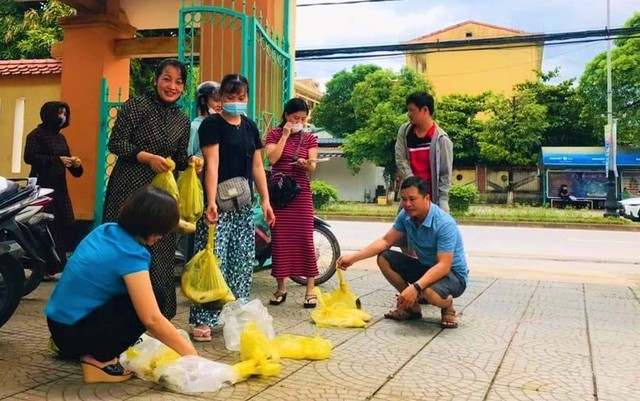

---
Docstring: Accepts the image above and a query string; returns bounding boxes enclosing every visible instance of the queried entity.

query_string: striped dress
[265,128,318,279]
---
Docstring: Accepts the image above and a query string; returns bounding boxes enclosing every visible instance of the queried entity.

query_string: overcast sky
[294,0,639,90]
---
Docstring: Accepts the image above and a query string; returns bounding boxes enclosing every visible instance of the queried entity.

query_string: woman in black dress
[102,59,201,319]
[24,101,83,280]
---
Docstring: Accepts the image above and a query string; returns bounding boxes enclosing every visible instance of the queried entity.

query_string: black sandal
[303,294,318,309]
[269,291,287,305]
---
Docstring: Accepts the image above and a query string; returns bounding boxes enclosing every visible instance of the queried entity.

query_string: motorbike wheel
[0,255,25,328]
[20,255,46,297]
[291,223,340,286]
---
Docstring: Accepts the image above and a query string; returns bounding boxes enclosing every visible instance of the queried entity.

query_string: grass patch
[317,202,632,226]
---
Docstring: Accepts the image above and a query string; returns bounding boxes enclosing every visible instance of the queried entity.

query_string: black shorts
[379,250,466,299]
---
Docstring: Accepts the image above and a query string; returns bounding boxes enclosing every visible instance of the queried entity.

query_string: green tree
[437,93,488,167]
[342,67,432,181]
[0,0,74,59]
[516,69,595,147]
[478,92,548,204]
[579,12,640,146]
[312,64,381,137]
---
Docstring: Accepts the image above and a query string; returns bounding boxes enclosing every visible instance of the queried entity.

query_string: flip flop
[441,308,458,329]
[384,309,422,321]
[191,326,212,342]
[269,291,287,306]
[303,294,318,309]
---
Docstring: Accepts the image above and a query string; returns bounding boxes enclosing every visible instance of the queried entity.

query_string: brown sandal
[441,308,458,329]
[303,294,318,309]
[269,291,287,305]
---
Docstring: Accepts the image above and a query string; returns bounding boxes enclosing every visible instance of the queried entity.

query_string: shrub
[449,184,479,213]
[311,180,339,209]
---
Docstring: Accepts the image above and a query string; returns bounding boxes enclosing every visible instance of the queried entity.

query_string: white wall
[311,158,385,202]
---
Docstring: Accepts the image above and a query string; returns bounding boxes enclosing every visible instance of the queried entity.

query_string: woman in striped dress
[265,98,319,308]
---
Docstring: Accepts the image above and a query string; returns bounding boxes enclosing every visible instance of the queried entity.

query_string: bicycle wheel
[291,223,339,286]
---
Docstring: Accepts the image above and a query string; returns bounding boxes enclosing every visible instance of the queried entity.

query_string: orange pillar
[59,16,135,221]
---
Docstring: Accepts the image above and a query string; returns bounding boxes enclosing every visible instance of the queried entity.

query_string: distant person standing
[395,92,453,213]
[24,101,83,281]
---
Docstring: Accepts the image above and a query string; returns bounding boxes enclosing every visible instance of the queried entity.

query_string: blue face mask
[222,102,247,116]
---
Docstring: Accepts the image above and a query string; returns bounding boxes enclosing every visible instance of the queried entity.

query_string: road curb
[318,214,640,232]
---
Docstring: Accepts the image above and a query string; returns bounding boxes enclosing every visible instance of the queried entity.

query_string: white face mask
[292,123,304,133]
[59,115,66,127]
[208,107,217,115]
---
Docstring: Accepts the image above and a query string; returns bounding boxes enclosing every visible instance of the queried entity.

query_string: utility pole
[604,0,619,217]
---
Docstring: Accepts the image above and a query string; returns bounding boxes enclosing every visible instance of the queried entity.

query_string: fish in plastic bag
[219,299,275,351]
[176,162,204,223]
[150,157,179,199]
[310,271,371,328]
[323,269,361,310]
[181,225,235,305]
[155,356,238,394]
[119,332,186,382]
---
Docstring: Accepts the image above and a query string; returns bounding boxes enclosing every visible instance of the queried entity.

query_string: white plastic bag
[155,356,238,394]
[119,332,185,382]
[218,299,275,351]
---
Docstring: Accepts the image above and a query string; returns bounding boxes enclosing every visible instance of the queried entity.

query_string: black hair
[196,81,221,115]
[406,92,435,116]
[118,186,179,239]
[400,176,430,197]
[39,101,70,130]
[219,73,249,97]
[155,58,187,83]
[278,98,309,128]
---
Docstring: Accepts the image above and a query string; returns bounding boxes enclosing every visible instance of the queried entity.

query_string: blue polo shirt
[393,204,468,284]
[45,223,151,325]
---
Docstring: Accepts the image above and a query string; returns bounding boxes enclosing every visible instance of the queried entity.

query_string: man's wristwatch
[412,282,422,293]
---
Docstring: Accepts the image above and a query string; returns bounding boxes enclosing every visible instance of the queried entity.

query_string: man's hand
[337,254,355,270]
[397,285,419,311]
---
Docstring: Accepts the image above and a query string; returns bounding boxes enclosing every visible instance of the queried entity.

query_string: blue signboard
[542,147,640,167]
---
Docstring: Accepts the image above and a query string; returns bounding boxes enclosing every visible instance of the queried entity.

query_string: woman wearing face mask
[265,98,319,308]
[103,58,202,319]
[188,81,222,158]
[45,186,198,384]
[24,101,83,281]
[190,73,275,341]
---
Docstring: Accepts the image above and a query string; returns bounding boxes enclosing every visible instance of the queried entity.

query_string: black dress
[24,102,83,275]
[102,94,190,319]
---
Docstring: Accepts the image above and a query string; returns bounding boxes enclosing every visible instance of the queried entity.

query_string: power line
[298,0,405,7]
[297,34,640,61]
[296,26,640,59]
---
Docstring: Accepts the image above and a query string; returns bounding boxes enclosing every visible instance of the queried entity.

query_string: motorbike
[174,198,340,286]
[0,240,24,328]
[0,177,58,296]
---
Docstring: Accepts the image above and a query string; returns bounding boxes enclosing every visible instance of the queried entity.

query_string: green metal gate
[178,0,292,133]
[94,2,293,224]
[93,79,123,226]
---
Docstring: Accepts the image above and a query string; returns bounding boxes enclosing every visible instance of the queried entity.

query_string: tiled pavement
[1,269,639,401]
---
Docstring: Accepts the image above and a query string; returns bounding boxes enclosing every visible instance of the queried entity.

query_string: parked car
[618,197,640,221]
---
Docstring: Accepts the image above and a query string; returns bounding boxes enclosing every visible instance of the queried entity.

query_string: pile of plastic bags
[150,157,203,234]
[311,270,372,328]
[181,225,235,306]
[219,299,275,351]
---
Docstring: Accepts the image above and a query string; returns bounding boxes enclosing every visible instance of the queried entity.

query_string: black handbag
[268,133,304,209]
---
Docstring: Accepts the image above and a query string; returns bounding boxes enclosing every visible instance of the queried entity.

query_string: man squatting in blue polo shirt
[337,176,468,328]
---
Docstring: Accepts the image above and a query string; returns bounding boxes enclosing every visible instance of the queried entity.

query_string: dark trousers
[47,288,165,362]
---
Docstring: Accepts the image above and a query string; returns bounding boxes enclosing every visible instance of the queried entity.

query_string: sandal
[303,294,318,309]
[269,291,287,306]
[81,361,132,384]
[191,326,212,342]
[441,307,458,329]
[384,308,422,321]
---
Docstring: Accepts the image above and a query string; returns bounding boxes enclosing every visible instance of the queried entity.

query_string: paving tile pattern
[1,270,639,400]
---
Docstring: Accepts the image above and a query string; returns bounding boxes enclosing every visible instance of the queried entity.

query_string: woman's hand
[295,158,310,170]
[282,122,293,138]
[59,156,73,167]
[147,154,171,173]
[262,201,276,227]
[205,203,218,224]
[190,156,204,174]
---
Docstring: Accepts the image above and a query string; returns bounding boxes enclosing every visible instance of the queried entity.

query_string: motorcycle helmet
[196,81,221,116]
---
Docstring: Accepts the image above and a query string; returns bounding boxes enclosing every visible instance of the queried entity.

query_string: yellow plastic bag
[310,271,372,328]
[323,269,361,310]
[272,334,332,360]
[120,333,183,382]
[234,322,281,381]
[181,225,235,305]
[151,157,178,199]
[177,162,204,223]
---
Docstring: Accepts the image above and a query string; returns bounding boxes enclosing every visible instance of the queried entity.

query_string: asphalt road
[328,220,640,287]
